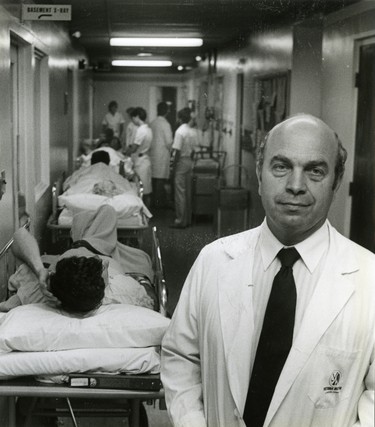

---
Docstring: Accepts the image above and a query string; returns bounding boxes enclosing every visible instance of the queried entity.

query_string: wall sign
[22,4,71,21]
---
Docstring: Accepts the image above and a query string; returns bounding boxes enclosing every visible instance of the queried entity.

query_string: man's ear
[332,175,343,196]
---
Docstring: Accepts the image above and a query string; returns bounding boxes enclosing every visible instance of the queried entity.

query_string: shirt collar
[259,219,329,273]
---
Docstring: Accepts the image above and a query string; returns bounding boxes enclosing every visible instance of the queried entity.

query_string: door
[162,87,177,132]
[350,41,375,252]
[236,72,244,186]
[10,43,20,229]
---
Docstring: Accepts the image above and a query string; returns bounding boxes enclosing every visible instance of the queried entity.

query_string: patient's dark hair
[91,150,110,165]
[50,256,105,313]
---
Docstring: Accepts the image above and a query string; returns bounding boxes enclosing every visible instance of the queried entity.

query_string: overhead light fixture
[195,55,202,62]
[137,52,153,57]
[110,38,203,47]
[177,65,184,71]
[112,59,172,67]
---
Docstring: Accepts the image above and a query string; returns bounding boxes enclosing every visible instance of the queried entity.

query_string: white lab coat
[149,116,173,179]
[161,222,375,427]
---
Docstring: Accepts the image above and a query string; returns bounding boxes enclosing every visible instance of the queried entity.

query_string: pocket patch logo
[324,370,342,393]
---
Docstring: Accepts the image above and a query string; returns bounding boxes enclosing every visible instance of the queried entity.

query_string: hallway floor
[147,207,217,315]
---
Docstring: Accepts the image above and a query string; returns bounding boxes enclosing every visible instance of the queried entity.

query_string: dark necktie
[243,247,300,427]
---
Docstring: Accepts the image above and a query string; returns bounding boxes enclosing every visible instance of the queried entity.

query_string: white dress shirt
[251,219,329,371]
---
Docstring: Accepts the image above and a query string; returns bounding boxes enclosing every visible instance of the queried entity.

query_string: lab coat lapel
[218,238,256,415]
[264,227,357,426]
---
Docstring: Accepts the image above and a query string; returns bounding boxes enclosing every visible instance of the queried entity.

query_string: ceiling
[38,0,359,73]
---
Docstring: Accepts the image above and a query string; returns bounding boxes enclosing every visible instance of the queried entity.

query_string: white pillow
[0,304,170,353]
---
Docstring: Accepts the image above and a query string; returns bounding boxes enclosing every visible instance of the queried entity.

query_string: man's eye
[310,168,325,177]
[272,164,288,172]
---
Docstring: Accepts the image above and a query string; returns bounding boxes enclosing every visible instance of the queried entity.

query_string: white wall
[321,1,375,235]
[0,4,89,246]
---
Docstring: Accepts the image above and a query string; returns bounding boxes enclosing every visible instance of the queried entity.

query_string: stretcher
[47,170,149,248]
[0,222,168,427]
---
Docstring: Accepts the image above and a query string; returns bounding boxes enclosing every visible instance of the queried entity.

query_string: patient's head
[91,150,110,165]
[110,136,122,151]
[50,256,105,313]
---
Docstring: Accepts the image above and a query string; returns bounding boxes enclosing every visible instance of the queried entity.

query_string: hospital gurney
[47,169,149,248]
[0,224,168,427]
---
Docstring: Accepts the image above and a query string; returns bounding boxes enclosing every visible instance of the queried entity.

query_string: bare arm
[12,228,44,276]
[170,148,181,177]
[11,228,56,303]
[124,144,138,156]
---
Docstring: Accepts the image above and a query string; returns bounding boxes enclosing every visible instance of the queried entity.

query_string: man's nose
[286,170,307,194]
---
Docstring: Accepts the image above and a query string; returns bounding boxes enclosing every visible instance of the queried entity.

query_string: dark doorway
[162,87,177,132]
[350,42,375,252]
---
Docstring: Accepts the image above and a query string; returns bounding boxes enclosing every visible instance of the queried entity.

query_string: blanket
[71,204,154,281]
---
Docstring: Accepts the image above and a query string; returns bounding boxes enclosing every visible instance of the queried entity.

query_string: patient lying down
[0,206,155,315]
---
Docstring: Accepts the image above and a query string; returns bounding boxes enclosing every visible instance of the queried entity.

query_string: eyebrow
[304,160,329,170]
[270,155,292,166]
[270,155,329,170]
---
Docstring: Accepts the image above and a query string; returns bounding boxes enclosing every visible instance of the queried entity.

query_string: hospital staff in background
[161,114,375,427]
[149,102,173,209]
[101,100,125,140]
[125,107,153,209]
[169,107,198,229]
[125,107,138,149]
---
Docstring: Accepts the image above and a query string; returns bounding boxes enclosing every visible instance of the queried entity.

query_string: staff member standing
[102,100,125,139]
[125,107,138,149]
[170,107,197,229]
[125,107,153,208]
[161,114,375,426]
[150,102,173,208]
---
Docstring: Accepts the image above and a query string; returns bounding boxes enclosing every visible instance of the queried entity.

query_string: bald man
[161,114,375,427]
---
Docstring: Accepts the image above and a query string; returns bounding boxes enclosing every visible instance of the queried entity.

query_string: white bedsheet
[58,192,151,227]
[0,347,160,380]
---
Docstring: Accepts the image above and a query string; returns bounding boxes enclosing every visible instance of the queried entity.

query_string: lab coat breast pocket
[307,345,362,409]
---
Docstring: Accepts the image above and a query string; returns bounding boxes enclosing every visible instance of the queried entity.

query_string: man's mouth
[280,202,309,207]
[278,202,311,211]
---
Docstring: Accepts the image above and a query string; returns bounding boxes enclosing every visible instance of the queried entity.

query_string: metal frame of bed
[47,172,149,249]
[0,223,168,427]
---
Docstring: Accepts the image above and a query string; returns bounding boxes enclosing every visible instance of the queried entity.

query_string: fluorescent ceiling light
[112,59,172,67]
[110,37,203,47]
